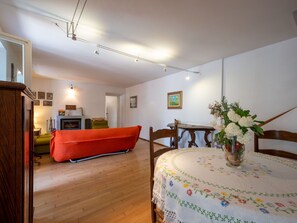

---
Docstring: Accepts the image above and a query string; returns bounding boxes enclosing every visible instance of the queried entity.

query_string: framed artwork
[43,100,52,106]
[38,91,45,99]
[65,105,76,110]
[32,91,36,99]
[47,92,53,100]
[33,100,40,106]
[167,91,183,109]
[130,96,137,108]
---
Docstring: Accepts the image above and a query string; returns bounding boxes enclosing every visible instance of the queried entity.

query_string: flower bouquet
[209,97,263,166]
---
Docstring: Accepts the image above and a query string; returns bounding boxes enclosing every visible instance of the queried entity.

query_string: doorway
[105,95,119,128]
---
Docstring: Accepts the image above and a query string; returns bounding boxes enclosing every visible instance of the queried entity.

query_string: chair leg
[151,202,156,223]
[33,152,41,165]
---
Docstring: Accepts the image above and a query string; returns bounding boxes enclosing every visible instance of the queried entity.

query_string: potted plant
[209,97,263,166]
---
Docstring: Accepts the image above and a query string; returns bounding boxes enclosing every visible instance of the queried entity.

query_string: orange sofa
[50,126,141,162]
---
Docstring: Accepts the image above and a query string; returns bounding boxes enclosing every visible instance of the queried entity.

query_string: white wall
[125,60,222,146]
[32,77,125,133]
[224,37,297,152]
[125,37,297,152]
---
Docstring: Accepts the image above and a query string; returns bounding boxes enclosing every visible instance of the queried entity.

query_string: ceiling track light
[89,43,200,74]
[66,0,88,41]
[94,45,100,55]
[60,0,200,75]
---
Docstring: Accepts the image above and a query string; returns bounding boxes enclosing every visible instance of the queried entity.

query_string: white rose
[210,118,224,131]
[227,110,241,122]
[225,123,242,138]
[237,131,253,144]
[238,116,254,127]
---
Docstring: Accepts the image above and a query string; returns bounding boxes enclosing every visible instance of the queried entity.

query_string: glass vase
[224,139,245,167]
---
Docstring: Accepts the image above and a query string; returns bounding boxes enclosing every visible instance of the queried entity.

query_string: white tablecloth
[153,148,297,223]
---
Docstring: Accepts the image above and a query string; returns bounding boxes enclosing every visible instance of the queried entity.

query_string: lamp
[67,84,75,98]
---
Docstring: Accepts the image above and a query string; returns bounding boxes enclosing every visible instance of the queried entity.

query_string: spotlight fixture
[72,33,77,41]
[163,65,167,72]
[70,84,74,90]
[134,57,139,62]
[94,44,101,55]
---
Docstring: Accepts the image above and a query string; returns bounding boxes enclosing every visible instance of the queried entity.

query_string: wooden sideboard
[0,81,34,223]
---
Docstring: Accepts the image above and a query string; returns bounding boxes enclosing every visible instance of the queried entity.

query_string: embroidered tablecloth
[153,148,297,223]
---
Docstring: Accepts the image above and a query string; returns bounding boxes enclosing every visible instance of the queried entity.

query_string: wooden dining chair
[149,125,178,223]
[254,130,297,160]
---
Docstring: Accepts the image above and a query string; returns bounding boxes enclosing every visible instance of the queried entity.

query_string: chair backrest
[254,130,297,160]
[149,125,178,223]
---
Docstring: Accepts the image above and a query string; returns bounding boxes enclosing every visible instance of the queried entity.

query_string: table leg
[204,130,212,147]
[188,130,198,147]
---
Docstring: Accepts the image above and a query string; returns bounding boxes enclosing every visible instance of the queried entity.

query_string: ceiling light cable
[67,0,88,41]
[74,0,88,33]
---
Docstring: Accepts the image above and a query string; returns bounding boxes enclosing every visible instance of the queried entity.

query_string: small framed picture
[65,105,76,110]
[34,100,40,106]
[47,92,53,100]
[38,91,45,99]
[43,100,52,106]
[167,91,183,109]
[130,96,137,108]
[32,91,36,99]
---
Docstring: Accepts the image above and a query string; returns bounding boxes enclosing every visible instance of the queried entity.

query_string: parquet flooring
[33,139,152,223]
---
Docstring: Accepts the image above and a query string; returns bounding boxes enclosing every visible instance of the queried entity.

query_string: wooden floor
[33,139,152,223]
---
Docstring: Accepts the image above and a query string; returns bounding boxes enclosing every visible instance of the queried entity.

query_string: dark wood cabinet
[0,81,34,223]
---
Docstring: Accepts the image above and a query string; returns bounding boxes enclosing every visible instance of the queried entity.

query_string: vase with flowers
[209,97,264,166]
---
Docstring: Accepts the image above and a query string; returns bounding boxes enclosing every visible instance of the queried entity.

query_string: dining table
[152,148,297,223]
[167,123,215,148]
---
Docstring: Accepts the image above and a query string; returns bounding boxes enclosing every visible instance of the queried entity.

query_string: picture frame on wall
[167,91,183,109]
[47,92,53,100]
[43,100,52,106]
[32,91,36,99]
[38,91,45,99]
[34,100,40,106]
[130,96,137,108]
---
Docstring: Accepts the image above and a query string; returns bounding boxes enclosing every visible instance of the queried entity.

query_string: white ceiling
[0,0,297,88]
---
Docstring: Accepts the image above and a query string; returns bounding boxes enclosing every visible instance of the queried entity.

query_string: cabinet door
[22,94,33,223]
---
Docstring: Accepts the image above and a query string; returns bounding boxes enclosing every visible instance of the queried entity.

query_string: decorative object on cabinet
[167,91,182,109]
[0,81,34,223]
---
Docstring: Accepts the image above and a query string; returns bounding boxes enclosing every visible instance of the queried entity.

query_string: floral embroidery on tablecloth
[155,148,297,215]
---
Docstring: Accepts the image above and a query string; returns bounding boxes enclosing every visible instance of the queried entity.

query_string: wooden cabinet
[0,81,34,223]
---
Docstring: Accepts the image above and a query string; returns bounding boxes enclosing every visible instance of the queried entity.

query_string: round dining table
[153,148,297,223]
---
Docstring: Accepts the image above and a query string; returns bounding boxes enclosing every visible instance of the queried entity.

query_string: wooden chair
[254,130,297,160]
[149,125,178,223]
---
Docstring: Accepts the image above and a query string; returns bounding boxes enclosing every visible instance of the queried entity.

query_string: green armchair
[34,133,51,155]
[92,119,109,129]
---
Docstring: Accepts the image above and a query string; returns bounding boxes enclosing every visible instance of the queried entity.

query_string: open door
[105,95,119,128]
